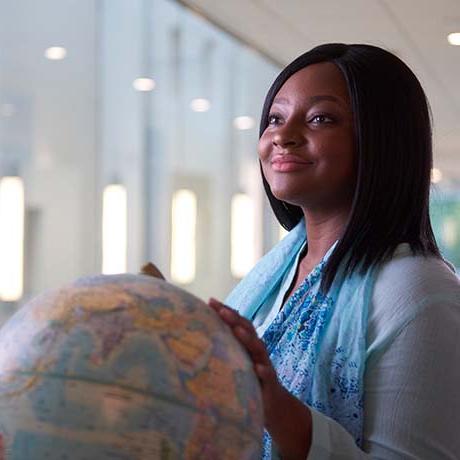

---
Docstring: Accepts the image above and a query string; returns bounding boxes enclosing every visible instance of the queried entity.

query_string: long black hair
[260,43,441,291]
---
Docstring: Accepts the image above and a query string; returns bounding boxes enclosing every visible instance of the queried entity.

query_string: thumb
[140,262,166,280]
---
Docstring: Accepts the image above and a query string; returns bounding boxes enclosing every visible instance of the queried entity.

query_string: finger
[254,363,278,385]
[216,307,256,333]
[208,297,224,312]
[208,299,253,330]
[234,326,271,366]
[208,299,270,364]
[140,262,165,280]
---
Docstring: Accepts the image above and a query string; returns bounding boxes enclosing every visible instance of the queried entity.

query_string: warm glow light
[447,33,460,46]
[132,78,156,92]
[431,168,443,184]
[233,116,255,130]
[231,194,256,278]
[44,46,67,60]
[171,189,197,284]
[190,98,211,112]
[0,177,24,301]
[102,184,127,274]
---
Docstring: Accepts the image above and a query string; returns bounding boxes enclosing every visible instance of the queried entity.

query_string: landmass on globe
[0,273,263,459]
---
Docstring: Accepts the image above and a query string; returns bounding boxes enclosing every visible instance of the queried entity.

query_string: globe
[0,274,263,459]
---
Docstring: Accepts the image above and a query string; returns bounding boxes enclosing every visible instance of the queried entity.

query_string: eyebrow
[272,95,345,106]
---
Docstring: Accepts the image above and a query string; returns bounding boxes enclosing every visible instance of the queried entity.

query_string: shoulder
[367,244,460,356]
[374,244,458,298]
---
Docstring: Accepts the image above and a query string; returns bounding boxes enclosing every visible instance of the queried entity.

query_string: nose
[272,121,304,149]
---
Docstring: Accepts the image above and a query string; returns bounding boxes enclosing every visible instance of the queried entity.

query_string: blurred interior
[0,0,459,324]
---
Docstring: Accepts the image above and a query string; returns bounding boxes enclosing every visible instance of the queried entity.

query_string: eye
[267,113,283,126]
[309,114,334,124]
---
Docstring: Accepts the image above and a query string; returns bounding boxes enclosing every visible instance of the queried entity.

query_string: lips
[271,154,313,172]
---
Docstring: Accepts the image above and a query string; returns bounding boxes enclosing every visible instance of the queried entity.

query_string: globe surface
[0,274,263,459]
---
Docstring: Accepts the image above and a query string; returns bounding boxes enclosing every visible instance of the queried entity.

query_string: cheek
[316,134,355,165]
[333,149,357,188]
[259,159,271,184]
[257,135,271,162]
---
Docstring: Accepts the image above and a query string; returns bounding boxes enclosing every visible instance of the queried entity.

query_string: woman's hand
[208,298,312,460]
[208,297,276,389]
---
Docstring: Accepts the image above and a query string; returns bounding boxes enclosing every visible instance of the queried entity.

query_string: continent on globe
[0,274,263,460]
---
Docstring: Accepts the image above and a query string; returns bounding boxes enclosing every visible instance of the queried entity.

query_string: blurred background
[0,0,459,324]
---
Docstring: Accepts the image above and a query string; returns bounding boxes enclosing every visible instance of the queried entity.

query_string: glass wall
[0,0,458,325]
[0,0,281,324]
[0,0,101,323]
[99,0,281,301]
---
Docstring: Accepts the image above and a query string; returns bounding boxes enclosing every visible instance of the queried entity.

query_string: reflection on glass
[171,189,197,284]
[0,177,24,301]
[102,184,127,274]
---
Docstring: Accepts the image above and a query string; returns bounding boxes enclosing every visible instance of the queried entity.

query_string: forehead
[273,62,350,105]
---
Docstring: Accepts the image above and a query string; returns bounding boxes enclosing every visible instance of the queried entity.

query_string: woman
[209,44,460,459]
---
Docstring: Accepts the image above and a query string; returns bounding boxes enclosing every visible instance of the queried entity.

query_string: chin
[270,187,306,207]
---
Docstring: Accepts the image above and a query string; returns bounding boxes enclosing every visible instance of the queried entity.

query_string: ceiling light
[132,78,156,92]
[431,168,443,184]
[447,33,460,45]
[233,116,255,130]
[190,98,211,112]
[44,47,67,60]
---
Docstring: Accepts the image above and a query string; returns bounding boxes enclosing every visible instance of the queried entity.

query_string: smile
[271,155,313,172]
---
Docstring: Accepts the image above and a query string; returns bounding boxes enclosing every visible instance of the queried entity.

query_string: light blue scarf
[225,219,377,458]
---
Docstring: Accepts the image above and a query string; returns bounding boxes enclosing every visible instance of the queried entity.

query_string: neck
[301,206,351,267]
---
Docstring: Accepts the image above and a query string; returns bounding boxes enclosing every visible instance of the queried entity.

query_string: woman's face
[258,62,356,213]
